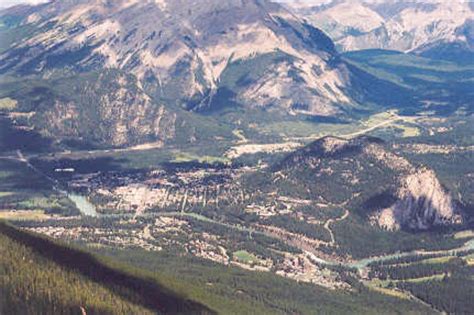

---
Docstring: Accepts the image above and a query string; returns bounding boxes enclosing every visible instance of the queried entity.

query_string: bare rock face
[0,0,373,147]
[373,168,462,231]
[0,0,353,117]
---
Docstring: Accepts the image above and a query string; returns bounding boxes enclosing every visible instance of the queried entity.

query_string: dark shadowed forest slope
[0,221,214,315]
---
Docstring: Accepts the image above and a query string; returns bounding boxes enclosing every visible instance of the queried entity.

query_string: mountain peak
[0,0,366,147]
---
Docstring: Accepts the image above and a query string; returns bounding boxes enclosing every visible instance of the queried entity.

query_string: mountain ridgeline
[0,0,409,148]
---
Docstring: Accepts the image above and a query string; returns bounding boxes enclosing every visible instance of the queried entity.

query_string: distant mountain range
[0,0,395,147]
[284,0,474,62]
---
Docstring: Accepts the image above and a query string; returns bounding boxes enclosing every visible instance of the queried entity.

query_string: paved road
[340,118,401,139]
[324,209,350,245]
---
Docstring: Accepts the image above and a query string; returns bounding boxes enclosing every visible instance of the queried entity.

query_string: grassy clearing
[454,230,474,240]
[403,274,445,283]
[251,110,412,146]
[360,111,421,139]
[18,197,61,210]
[364,281,411,300]
[368,272,446,287]
[172,151,230,165]
[258,120,338,138]
[233,250,258,264]
[302,110,420,141]
[419,256,455,265]
[0,210,49,221]
[363,110,397,126]
[394,123,421,138]
[0,97,17,110]
[365,273,444,300]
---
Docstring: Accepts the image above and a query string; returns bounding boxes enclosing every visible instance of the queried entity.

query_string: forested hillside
[0,221,435,315]
[0,221,213,315]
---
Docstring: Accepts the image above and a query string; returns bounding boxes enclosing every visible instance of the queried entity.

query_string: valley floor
[1,109,473,314]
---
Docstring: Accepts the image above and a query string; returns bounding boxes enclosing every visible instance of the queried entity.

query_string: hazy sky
[2,0,472,9]
[0,0,48,8]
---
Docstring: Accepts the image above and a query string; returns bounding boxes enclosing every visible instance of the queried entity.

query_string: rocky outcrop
[275,136,462,231]
[373,168,462,231]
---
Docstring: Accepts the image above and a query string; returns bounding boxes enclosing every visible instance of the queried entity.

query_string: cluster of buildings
[276,253,348,289]
[68,166,254,215]
[20,162,355,290]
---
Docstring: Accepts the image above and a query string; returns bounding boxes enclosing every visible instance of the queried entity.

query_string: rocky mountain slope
[0,0,400,147]
[3,69,232,147]
[285,0,474,61]
[272,136,462,231]
[0,1,350,112]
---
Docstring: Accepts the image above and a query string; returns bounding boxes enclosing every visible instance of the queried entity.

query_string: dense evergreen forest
[0,221,213,315]
[90,248,435,315]
[368,253,474,314]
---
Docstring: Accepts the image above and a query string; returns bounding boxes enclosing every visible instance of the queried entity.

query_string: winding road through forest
[324,209,350,245]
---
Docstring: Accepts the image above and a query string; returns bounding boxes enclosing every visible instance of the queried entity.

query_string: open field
[233,250,258,264]
[363,281,411,300]
[0,210,49,221]
[454,230,474,240]
[172,151,230,165]
[0,97,17,110]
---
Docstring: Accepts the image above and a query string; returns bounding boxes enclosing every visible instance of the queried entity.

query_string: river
[58,188,474,268]
[348,238,474,269]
